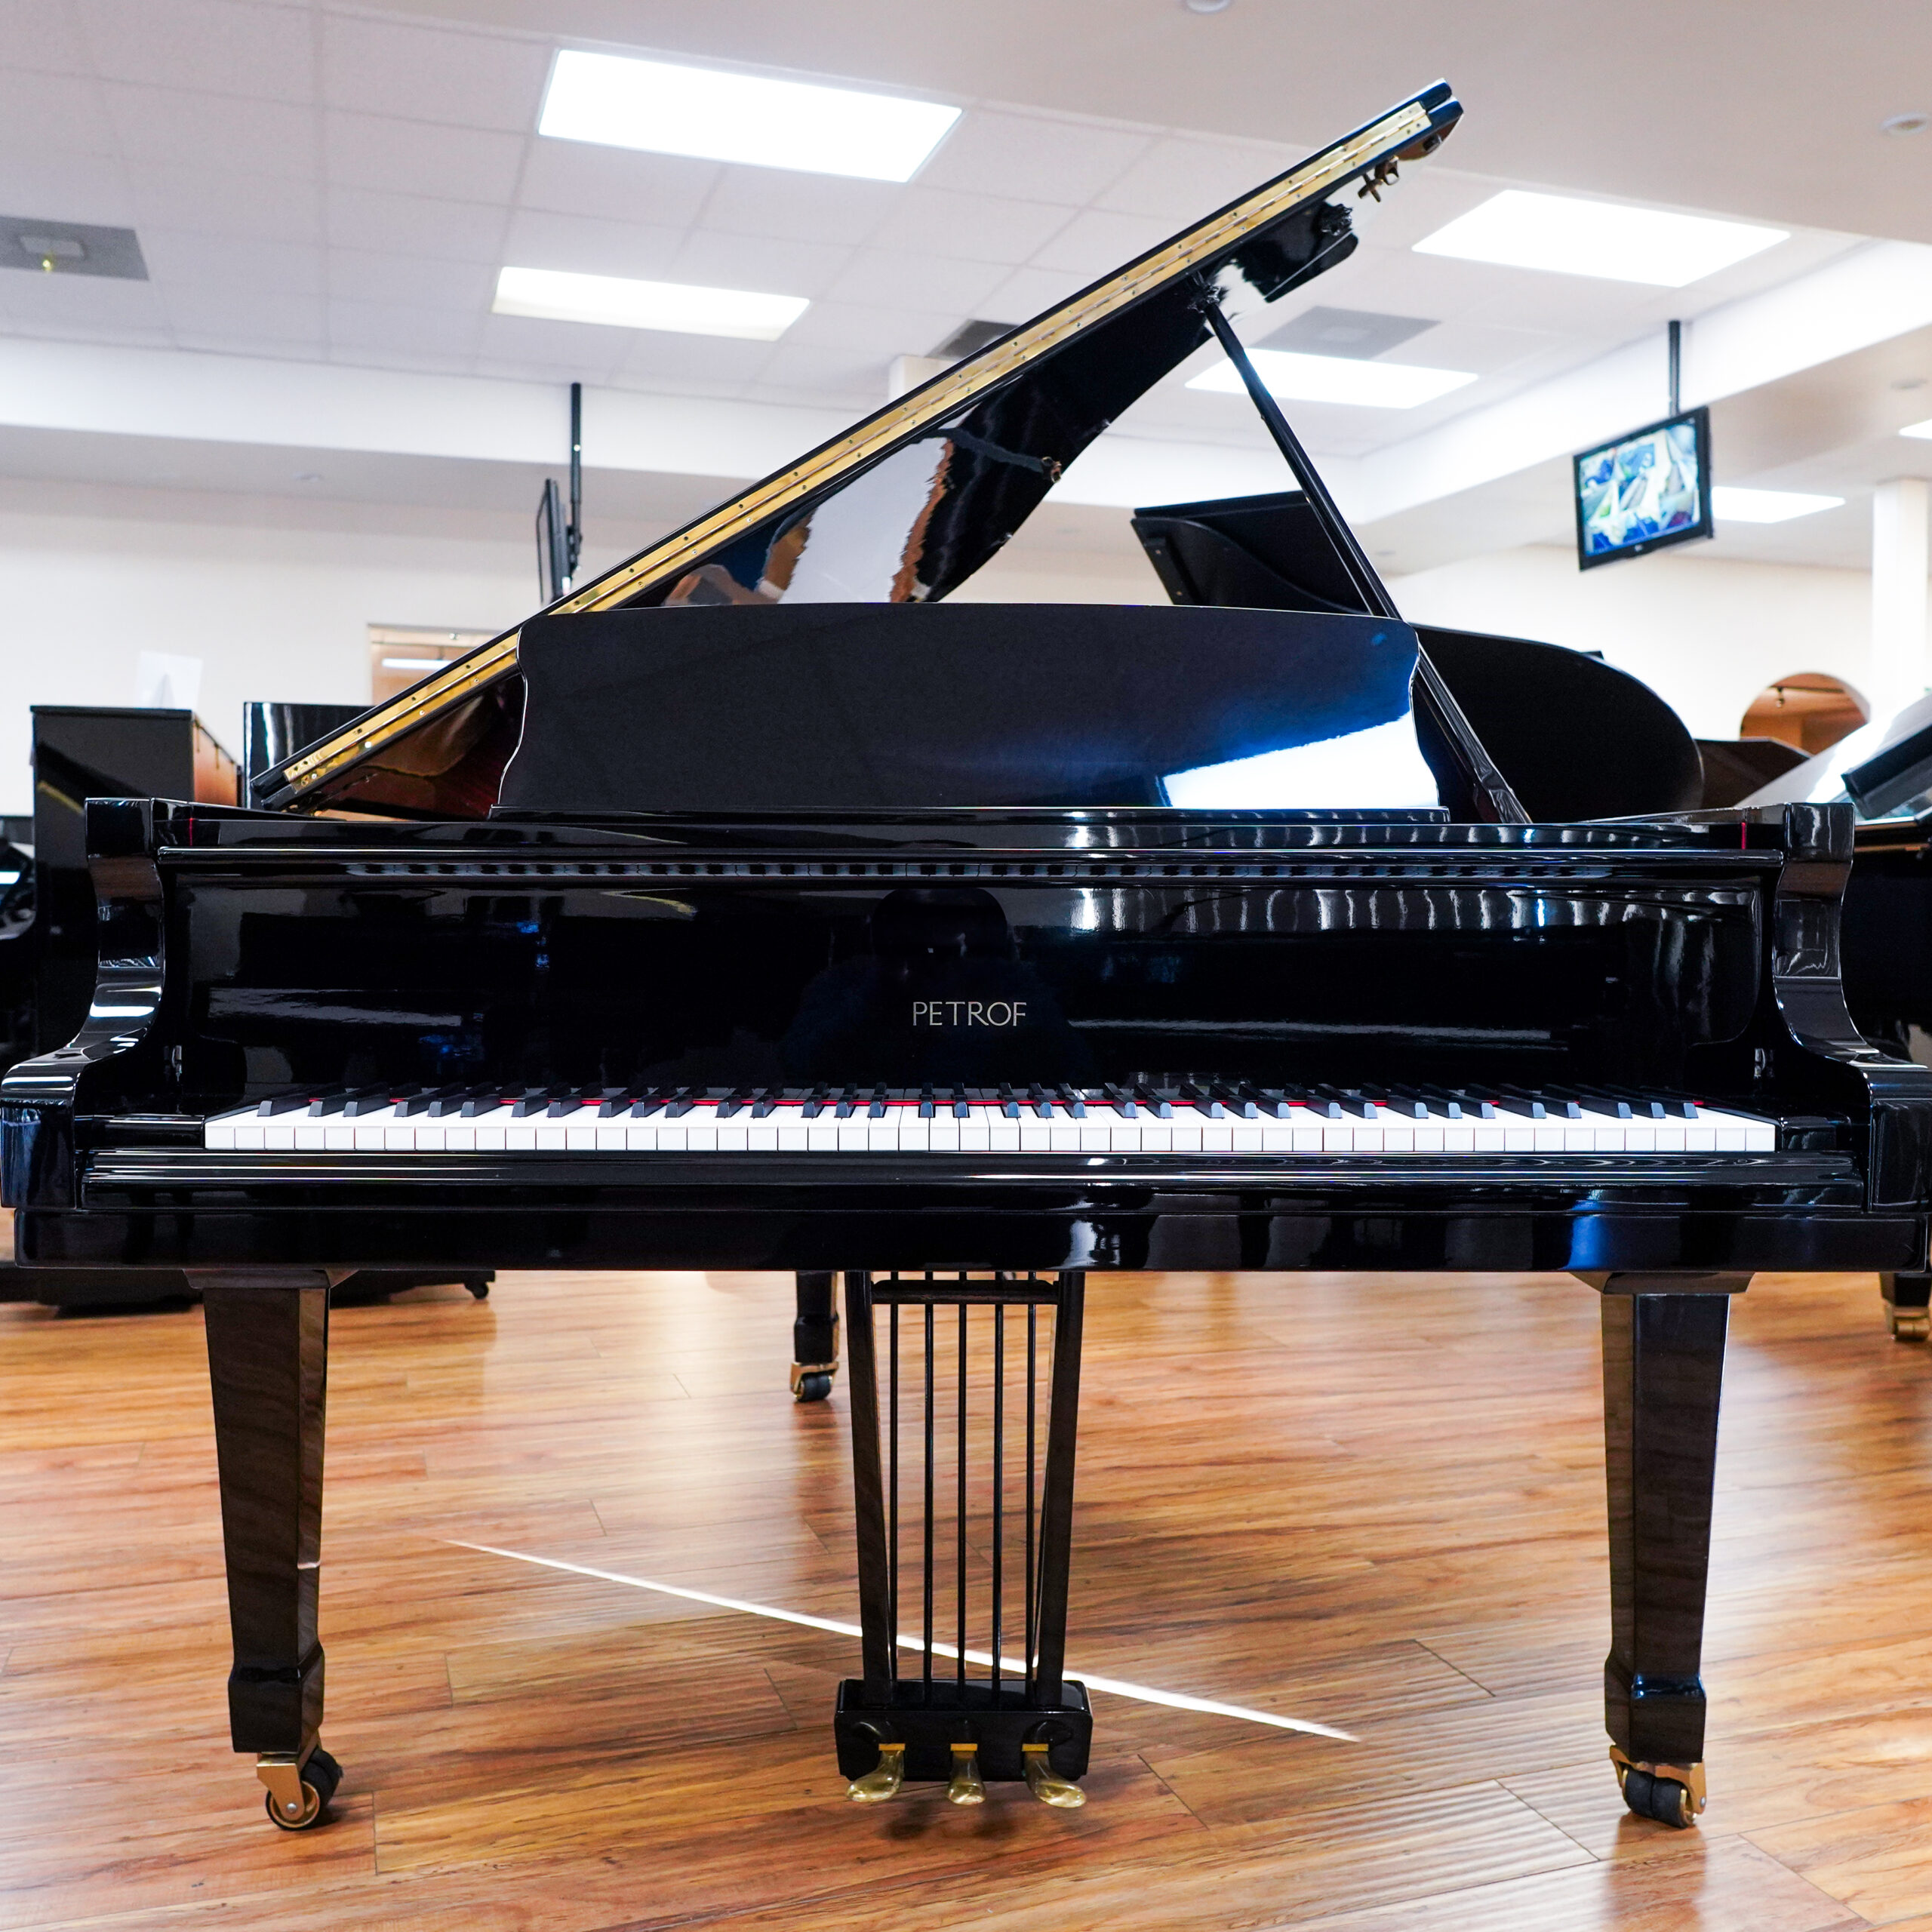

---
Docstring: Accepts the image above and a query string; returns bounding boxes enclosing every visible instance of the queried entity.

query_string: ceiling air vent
[0,216,148,280]
[1257,305,1435,358]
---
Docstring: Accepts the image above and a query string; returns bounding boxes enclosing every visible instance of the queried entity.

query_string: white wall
[1391,542,1876,740]
[0,478,601,817]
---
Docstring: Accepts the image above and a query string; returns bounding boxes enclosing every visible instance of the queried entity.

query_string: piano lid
[257,80,1463,817]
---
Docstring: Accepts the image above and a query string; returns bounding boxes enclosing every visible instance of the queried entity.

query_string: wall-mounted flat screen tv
[1573,405,1712,570]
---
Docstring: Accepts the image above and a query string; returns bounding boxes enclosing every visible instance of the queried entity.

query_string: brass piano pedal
[1023,1740,1087,1808]
[847,1740,905,1802]
[946,1741,986,1806]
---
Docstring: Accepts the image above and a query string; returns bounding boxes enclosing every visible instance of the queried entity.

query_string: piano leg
[792,1270,841,1401]
[1879,1269,1931,1341]
[1592,1275,1744,1829]
[194,1269,344,1832]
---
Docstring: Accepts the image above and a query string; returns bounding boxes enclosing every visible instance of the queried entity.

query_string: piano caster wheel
[1611,1749,1701,1829]
[259,1745,341,1832]
[791,1364,835,1402]
[1023,1740,1087,1808]
[946,1743,986,1806]
[848,1740,905,1802]
[464,1277,491,1300]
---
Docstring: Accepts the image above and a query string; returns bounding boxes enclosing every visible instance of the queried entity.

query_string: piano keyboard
[203,1084,1780,1155]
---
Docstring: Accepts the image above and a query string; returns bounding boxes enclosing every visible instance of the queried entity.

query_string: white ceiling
[0,0,1930,567]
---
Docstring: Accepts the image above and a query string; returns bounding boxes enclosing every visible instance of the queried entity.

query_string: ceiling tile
[162,284,327,348]
[863,186,1072,265]
[501,208,688,281]
[140,226,325,297]
[518,140,719,227]
[1027,207,1172,279]
[614,330,778,392]
[324,112,526,203]
[325,186,509,263]
[746,340,888,405]
[0,268,169,334]
[780,297,962,358]
[980,263,1084,321]
[475,309,638,382]
[668,229,856,301]
[820,247,1008,315]
[326,247,495,313]
[700,166,902,248]
[0,144,134,225]
[104,82,318,178]
[0,67,117,154]
[320,14,549,133]
[914,109,1150,207]
[1,0,96,75]
[1094,134,1299,224]
[328,297,486,361]
[130,164,321,245]
[79,0,314,102]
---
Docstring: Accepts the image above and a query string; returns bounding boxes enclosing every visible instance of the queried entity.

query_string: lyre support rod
[566,381,583,591]
[1194,282,1398,622]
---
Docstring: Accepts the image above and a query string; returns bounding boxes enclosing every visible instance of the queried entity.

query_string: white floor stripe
[441,1536,1356,1743]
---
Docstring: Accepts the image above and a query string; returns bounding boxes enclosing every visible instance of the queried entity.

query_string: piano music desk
[0,1264,1918,1928]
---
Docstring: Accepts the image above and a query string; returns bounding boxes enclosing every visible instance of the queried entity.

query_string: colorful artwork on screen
[1577,420,1703,558]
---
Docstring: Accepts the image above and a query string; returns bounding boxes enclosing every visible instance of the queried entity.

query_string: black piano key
[317,1086,386,1118]
[512,1086,565,1118]
[626,1088,672,1118]
[401,1084,468,1117]
[998,1084,1023,1119]
[868,1086,890,1119]
[1026,1084,1056,1120]
[716,1086,759,1120]
[1571,1085,1635,1119]
[1235,1084,1289,1119]
[1281,1086,1343,1119]
[1311,1084,1375,1119]
[257,1091,318,1117]
[1365,1086,1429,1120]
[460,1084,521,1118]
[1102,1082,1140,1118]
[751,1090,783,1118]
[1177,1082,1224,1119]
[1054,1084,1088,1118]
[1414,1085,1466,1119]
[1208,1082,1257,1119]
[665,1088,704,1119]
[1133,1084,1174,1118]
[1516,1084,1582,1120]
[1470,1085,1543,1120]
[1442,1088,1497,1120]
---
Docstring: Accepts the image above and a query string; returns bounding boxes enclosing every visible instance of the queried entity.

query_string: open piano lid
[257,81,1472,819]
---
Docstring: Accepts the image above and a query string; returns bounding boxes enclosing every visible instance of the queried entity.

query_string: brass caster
[1887,1307,1930,1343]
[790,1361,838,1401]
[946,1742,986,1806]
[258,1743,341,1832]
[848,1740,905,1802]
[1023,1740,1087,1808]
[1610,1747,1704,1829]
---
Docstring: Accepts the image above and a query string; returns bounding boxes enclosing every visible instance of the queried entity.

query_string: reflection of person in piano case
[783,887,1093,1087]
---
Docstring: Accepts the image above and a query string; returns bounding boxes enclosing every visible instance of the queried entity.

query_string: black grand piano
[5,79,1930,1839]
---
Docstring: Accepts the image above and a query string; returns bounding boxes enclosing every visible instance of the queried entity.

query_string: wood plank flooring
[0,1266,1927,1930]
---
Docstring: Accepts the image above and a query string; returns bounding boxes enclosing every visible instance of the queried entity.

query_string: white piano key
[747,1124,779,1151]
[928,1118,961,1152]
[718,1125,749,1152]
[777,1124,809,1151]
[960,1119,992,1151]
[989,1121,1020,1151]
[1018,1118,1051,1151]
[898,1118,931,1152]
[1048,1121,1083,1150]
[1444,1124,1476,1152]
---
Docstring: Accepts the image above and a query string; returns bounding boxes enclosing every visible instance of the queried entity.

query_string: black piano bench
[838,1269,1088,1807]
[791,1270,841,1401]
[1580,1270,1746,1829]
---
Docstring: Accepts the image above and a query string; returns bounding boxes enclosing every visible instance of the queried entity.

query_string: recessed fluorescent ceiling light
[540,49,960,181]
[1710,486,1844,523]
[1902,417,1932,439]
[493,266,808,339]
[1414,189,1786,287]
[1188,349,1475,409]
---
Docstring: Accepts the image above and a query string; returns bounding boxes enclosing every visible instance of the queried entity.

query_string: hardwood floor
[0,1266,1926,1930]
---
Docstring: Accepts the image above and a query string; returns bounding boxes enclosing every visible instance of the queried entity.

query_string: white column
[1872,477,1930,723]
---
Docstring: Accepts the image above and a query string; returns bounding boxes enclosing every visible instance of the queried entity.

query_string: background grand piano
[4,80,1928,1839]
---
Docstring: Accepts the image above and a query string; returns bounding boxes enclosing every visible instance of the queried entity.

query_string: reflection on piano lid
[252,82,1466,820]
[1131,488,1706,821]
[1743,693,1932,823]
